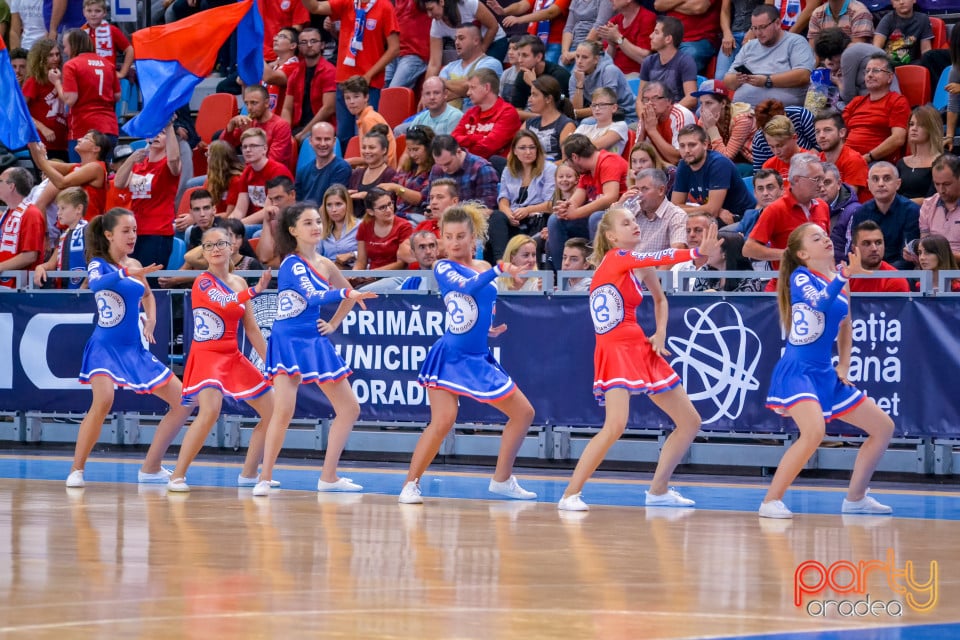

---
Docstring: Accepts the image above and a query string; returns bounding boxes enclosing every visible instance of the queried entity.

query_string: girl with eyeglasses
[356,188,414,271]
[166,227,274,492]
[66,208,194,488]
[256,203,377,496]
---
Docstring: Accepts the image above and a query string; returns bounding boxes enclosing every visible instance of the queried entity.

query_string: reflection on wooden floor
[1,479,958,639]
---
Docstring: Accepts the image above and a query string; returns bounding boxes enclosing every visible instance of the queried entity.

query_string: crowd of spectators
[3,0,960,294]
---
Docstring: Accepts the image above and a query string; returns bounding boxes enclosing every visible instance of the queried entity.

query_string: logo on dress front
[444,291,478,334]
[789,303,826,345]
[95,290,126,328]
[589,284,624,334]
[277,291,307,320]
[193,308,225,341]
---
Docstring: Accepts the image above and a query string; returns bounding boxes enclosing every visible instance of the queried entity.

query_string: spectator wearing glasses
[356,188,414,271]
[575,87,630,155]
[285,27,337,143]
[820,161,862,263]
[843,53,910,165]
[636,81,696,166]
[723,4,814,108]
[744,154,831,290]
[226,128,295,228]
[221,85,294,168]
[263,27,302,117]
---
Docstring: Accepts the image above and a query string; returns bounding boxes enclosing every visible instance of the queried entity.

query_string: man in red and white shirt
[228,128,294,226]
[263,27,301,116]
[114,122,181,268]
[0,168,46,289]
[220,85,293,168]
[259,0,310,62]
[637,80,696,166]
[80,0,134,79]
[451,67,521,159]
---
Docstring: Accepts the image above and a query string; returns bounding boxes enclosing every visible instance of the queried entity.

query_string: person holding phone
[722,4,814,108]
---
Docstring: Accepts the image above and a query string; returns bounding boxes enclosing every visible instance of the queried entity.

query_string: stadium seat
[396,133,406,160]
[934,65,953,111]
[622,128,636,161]
[742,175,753,193]
[931,17,947,50]
[344,135,361,160]
[116,78,139,121]
[627,77,640,98]
[894,65,931,107]
[297,137,316,175]
[168,237,187,270]
[379,87,416,129]
[195,93,239,145]
[704,56,717,80]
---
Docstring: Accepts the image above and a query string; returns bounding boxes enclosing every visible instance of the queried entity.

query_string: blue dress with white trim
[418,260,516,403]
[78,258,173,393]
[765,266,865,421]
[265,253,350,384]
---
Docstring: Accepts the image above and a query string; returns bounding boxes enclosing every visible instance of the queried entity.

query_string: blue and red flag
[0,36,41,149]
[123,0,263,138]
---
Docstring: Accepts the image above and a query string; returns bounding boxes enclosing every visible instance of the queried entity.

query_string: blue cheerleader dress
[78,258,173,393]
[265,254,351,384]
[765,267,865,421]
[418,260,516,403]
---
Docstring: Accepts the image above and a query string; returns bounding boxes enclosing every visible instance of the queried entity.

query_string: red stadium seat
[622,128,636,161]
[931,17,947,50]
[894,64,931,107]
[379,87,416,129]
[344,135,361,160]
[395,133,406,160]
[195,93,238,145]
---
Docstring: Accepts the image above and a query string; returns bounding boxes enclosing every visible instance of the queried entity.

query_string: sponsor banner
[5,292,960,436]
[0,292,172,412]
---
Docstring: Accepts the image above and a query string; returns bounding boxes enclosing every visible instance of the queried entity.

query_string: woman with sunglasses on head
[380,125,435,222]
[167,227,274,492]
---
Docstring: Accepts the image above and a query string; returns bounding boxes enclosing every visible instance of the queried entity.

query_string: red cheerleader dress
[589,247,698,404]
[181,272,269,404]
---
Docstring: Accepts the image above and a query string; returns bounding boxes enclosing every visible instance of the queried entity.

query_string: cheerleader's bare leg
[834,398,894,501]
[239,390,275,480]
[169,387,224,482]
[141,377,194,474]
[404,388,459,484]
[72,376,116,472]
[648,386,702,495]
[489,389,535,482]
[258,373,301,483]
[317,378,361,483]
[763,401,826,503]
[561,388,630,499]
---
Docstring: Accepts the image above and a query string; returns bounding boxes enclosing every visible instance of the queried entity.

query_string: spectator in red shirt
[848,220,910,293]
[80,0,133,80]
[228,128,294,227]
[28,129,109,221]
[53,28,119,162]
[113,122,182,268]
[221,85,293,168]
[284,27,337,142]
[263,27,301,117]
[0,167,46,289]
[843,53,910,164]
[356,188,413,270]
[301,0,401,147]
[22,38,67,160]
[655,0,721,74]
[594,0,655,75]
[258,0,310,62]
[762,115,808,183]
[744,153,831,290]
[547,133,627,268]
[815,110,870,203]
[452,67,522,160]
[386,0,431,88]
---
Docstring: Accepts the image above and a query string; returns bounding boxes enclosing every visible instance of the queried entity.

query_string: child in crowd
[342,75,398,167]
[874,0,933,67]
[33,187,89,289]
[80,0,134,79]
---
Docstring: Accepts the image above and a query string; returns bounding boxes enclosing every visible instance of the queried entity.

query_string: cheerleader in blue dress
[399,204,537,505]
[67,208,195,488]
[759,223,895,519]
[254,203,377,497]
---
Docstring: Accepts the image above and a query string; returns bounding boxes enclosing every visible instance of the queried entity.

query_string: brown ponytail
[85,208,134,264]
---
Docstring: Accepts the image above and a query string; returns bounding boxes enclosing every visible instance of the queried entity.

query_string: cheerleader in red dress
[166,227,275,492]
[558,208,720,512]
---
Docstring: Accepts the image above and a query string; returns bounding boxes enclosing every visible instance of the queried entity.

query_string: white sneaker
[138,466,173,483]
[238,474,281,488]
[66,469,85,488]
[557,493,589,511]
[167,477,190,492]
[317,477,363,492]
[488,475,537,500]
[759,499,793,519]
[645,488,695,507]
[251,480,272,497]
[399,480,422,504]
[842,491,893,515]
